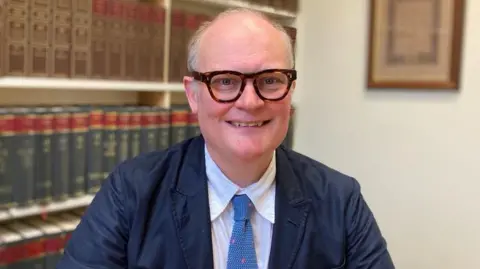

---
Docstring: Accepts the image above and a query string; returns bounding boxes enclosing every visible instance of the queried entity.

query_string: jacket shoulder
[281,147,361,199]
[112,138,199,192]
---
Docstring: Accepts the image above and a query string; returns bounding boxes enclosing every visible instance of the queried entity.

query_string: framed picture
[366,0,465,90]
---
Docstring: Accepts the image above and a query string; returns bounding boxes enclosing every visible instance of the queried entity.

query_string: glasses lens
[256,71,290,99]
[210,73,243,101]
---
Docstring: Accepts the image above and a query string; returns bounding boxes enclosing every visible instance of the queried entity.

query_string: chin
[228,141,275,161]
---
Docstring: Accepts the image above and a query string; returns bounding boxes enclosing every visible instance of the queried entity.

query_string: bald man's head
[186,8,294,73]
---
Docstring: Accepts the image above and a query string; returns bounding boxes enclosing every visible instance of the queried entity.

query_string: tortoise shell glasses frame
[190,69,297,103]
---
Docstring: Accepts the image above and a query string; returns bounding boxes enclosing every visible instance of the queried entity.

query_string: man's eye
[264,78,277,84]
[220,79,232,85]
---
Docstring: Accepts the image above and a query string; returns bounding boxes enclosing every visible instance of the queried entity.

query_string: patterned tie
[226,194,258,269]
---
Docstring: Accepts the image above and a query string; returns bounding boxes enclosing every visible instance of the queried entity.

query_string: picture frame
[366,0,466,90]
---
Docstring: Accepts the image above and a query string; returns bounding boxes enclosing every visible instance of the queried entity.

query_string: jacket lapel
[169,137,214,269]
[268,148,312,269]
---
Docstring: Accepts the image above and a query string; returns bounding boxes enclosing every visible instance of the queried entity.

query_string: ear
[290,80,297,93]
[183,75,199,113]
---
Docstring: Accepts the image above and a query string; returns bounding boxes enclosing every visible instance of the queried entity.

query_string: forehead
[197,13,289,72]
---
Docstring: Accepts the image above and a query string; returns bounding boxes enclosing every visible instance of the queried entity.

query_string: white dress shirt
[205,146,276,269]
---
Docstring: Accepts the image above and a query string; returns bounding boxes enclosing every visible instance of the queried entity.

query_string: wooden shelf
[176,0,296,20]
[0,77,185,92]
[0,195,93,223]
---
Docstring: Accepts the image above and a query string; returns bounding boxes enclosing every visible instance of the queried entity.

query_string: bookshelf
[0,0,298,252]
[0,195,94,223]
[0,77,184,92]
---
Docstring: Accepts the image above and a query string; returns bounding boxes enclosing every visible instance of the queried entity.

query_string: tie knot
[232,194,254,221]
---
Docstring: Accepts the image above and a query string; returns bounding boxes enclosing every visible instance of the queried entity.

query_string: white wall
[293,0,480,268]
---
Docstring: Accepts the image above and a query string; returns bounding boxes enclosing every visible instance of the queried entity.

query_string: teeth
[230,121,265,127]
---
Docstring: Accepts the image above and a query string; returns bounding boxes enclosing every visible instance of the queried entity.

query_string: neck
[206,144,274,188]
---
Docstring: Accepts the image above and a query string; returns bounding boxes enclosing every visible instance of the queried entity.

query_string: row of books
[0,104,198,210]
[0,210,83,268]
[0,0,298,82]
[0,104,295,211]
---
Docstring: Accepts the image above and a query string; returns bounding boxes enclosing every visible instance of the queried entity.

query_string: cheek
[198,94,231,121]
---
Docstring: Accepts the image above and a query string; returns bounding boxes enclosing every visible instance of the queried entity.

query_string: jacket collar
[170,136,311,269]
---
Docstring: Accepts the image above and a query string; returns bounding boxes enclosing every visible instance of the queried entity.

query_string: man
[58,8,395,269]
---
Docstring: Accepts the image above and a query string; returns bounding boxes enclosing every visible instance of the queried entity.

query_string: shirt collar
[205,145,276,224]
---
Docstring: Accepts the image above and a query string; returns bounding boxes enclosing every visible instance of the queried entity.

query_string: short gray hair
[186,8,295,73]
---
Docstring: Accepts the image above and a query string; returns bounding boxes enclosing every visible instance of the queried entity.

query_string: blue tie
[226,194,258,269]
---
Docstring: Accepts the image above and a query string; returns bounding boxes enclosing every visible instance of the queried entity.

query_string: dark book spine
[169,106,189,145]
[150,5,164,81]
[183,12,197,78]
[187,112,201,138]
[91,0,107,78]
[2,109,15,208]
[21,237,45,268]
[8,108,36,207]
[86,107,104,194]
[168,9,184,82]
[0,108,8,208]
[106,0,124,79]
[34,108,53,204]
[140,107,157,153]
[0,241,23,268]
[135,2,151,81]
[30,0,53,77]
[69,106,88,197]
[116,107,130,164]
[123,1,137,81]
[102,107,117,177]
[44,232,64,268]
[155,107,170,150]
[4,0,29,76]
[51,107,70,201]
[0,1,5,77]
[71,0,92,78]
[52,0,72,77]
[129,107,141,158]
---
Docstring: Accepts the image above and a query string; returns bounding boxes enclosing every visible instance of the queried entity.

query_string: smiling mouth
[226,120,272,127]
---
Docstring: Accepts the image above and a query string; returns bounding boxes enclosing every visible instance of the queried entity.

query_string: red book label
[171,111,189,124]
[34,114,53,133]
[53,114,70,132]
[185,14,197,30]
[24,239,44,260]
[151,7,165,24]
[108,0,123,18]
[93,0,107,15]
[89,110,104,128]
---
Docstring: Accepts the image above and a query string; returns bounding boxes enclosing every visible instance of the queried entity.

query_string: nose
[235,80,264,110]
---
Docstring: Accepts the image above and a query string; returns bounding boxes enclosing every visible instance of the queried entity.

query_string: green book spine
[169,105,189,145]
[187,111,201,139]
[116,106,130,164]
[33,107,53,204]
[102,106,118,178]
[155,107,170,150]
[86,107,104,194]
[128,106,141,158]
[140,106,157,153]
[69,106,88,197]
[51,107,71,201]
[8,107,36,207]
[0,108,9,208]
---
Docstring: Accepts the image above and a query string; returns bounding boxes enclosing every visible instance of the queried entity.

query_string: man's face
[184,15,294,161]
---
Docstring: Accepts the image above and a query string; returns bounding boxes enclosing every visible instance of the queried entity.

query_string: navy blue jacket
[57,136,395,269]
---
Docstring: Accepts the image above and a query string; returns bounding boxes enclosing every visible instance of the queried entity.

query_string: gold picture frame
[367,0,465,90]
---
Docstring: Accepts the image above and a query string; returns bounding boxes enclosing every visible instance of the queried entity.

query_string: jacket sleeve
[345,179,395,269]
[56,167,131,269]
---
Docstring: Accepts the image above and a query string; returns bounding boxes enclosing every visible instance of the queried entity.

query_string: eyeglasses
[191,69,297,103]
